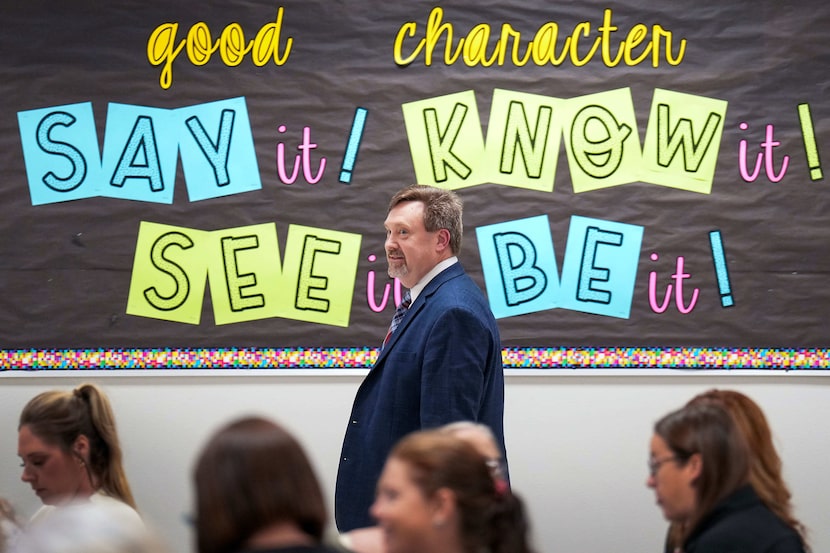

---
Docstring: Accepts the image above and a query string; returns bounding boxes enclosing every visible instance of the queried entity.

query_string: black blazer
[684,485,806,553]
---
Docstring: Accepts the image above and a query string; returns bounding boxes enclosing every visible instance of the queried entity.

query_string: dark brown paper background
[1,1,828,354]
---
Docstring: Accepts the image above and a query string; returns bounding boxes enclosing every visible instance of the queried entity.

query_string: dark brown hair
[390,430,532,553]
[654,402,749,544]
[193,417,327,553]
[388,184,463,254]
[686,390,808,545]
[19,383,136,508]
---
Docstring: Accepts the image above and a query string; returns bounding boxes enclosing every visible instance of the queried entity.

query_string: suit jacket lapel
[374,263,465,365]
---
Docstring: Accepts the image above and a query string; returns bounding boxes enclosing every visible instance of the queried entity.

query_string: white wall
[1,372,827,553]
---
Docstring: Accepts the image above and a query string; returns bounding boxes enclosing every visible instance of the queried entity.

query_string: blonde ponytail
[19,383,137,509]
[74,384,137,509]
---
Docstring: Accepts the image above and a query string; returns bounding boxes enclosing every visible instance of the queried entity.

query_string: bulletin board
[1,0,828,370]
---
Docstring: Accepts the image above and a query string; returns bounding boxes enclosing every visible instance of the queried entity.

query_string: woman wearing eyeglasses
[647,402,806,553]
[664,390,810,552]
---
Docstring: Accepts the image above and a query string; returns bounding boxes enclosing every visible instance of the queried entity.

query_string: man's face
[384,201,445,289]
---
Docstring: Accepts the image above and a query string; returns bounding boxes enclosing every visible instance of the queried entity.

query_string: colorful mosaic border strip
[0,347,828,370]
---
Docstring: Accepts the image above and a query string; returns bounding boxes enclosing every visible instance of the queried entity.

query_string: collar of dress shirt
[409,256,458,304]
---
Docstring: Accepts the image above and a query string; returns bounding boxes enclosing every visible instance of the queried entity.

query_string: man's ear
[435,228,451,252]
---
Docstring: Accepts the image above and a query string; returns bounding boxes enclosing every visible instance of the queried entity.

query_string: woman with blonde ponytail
[17,382,142,529]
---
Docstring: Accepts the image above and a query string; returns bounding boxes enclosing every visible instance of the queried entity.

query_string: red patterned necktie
[381,290,411,351]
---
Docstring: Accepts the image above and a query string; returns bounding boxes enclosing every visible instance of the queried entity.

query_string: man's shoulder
[430,263,481,294]
[427,279,489,311]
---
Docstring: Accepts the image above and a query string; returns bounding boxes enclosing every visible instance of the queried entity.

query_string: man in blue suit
[335,184,506,532]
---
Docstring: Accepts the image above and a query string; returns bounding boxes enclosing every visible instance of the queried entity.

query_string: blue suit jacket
[334,262,505,532]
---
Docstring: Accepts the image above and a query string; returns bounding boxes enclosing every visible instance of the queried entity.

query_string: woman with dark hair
[17,383,140,526]
[193,416,341,553]
[663,389,810,551]
[648,402,806,553]
[371,429,532,553]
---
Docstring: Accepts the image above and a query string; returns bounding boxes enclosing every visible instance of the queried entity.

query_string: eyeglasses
[648,455,678,477]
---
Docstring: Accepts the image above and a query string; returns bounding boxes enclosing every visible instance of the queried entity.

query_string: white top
[1,517,22,551]
[17,492,150,553]
[29,490,143,529]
